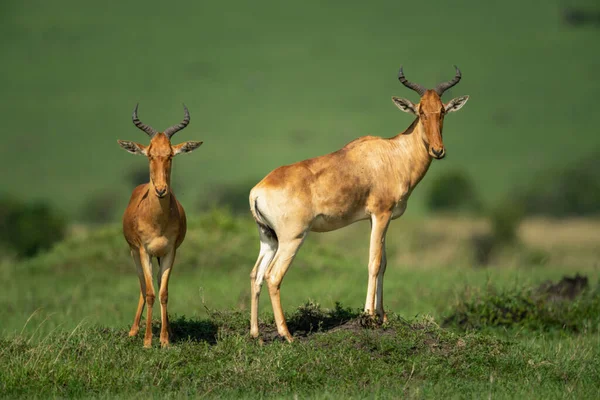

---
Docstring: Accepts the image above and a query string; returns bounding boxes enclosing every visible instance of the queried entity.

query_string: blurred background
[1,0,599,333]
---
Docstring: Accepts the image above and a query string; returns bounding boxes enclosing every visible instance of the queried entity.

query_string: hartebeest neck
[390,118,433,191]
[144,180,173,226]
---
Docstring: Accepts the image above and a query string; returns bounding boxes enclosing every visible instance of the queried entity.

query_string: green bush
[518,151,600,217]
[489,200,524,244]
[426,169,481,213]
[196,180,256,214]
[79,192,119,224]
[125,165,148,187]
[471,199,524,265]
[0,196,67,258]
[444,277,600,332]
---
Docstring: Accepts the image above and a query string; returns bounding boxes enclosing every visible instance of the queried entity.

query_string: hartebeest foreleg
[375,241,388,323]
[137,248,155,348]
[266,231,308,342]
[129,249,146,337]
[157,250,175,347]
[364,212,391,320]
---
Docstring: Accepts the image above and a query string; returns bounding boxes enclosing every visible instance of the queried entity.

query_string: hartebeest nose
[156,187,167,197]
[431,148,445,159]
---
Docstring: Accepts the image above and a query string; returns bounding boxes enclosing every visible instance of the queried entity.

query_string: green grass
[1,210,599,398]
[1,0,600,219]
[1,307,599,398]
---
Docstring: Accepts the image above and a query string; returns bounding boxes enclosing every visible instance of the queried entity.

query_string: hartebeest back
[118,105,202,348]
[249,66,469,341]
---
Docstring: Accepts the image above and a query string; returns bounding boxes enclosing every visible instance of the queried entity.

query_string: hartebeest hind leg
[265,232,308,342]
[250,227,278,338]
[364,212,391,320]
[157,250,175,347]
[128,248,146,337]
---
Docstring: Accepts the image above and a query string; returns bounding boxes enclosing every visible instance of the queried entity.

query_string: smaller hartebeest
[249,66,469,342]
[118,105,202,348]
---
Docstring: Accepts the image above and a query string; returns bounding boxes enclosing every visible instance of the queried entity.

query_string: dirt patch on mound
[535,274,588,301]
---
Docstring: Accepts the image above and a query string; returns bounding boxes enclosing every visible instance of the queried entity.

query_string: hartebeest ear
[172,141,203,156]
[444,96,469,113]
[392,96,417,115]
[118,140,147,155]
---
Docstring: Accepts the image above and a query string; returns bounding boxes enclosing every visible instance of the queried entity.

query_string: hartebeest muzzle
[431,147,445,159]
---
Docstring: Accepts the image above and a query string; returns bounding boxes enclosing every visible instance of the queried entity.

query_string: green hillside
[1,0,599,219]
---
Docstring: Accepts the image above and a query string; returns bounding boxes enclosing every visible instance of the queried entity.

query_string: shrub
[0,196,67,258]
[79,192,119,224]
[489,200,524,244]
[125,165,148,187]
[426,169,481,213]
[518,151,600,217]
[443,276,600,332]
[197,180,256,215]
[471,199,524,266]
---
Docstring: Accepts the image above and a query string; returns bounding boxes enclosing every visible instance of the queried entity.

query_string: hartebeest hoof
[382,313,389,324]
[160,333,170,348]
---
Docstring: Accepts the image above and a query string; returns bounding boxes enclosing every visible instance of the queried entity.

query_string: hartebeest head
[118,104,203,198]
[392,66,469,159]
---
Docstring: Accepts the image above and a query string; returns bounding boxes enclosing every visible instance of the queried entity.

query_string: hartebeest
[118,105,202,348]
[249,66,469,341]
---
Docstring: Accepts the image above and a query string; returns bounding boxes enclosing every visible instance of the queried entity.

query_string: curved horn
[132,104,157,137]
[398,66,426,96]
[163,104,190,139]
[434,65,462,96]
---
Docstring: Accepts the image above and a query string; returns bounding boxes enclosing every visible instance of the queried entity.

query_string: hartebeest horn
[434,65,462,96]
[163,104,190,139]
[132,104,158,137]
[398,66,426,96]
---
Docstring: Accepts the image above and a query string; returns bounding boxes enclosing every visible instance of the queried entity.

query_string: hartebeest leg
[364,212,391,319]
[129,248,146,337]
[375,243,388,322]
[138,247,155,348]
[250,228,278,338]
[157,250,175,347]
[266,233,307,342]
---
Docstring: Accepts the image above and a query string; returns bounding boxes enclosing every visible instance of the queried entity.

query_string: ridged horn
[163,104,190,139]
[398,66,426,96]
[434,65,462,96]
[132,104,158,137]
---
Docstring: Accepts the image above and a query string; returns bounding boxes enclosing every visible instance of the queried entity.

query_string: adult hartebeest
[249,66,469,342]
[118,105,202,348]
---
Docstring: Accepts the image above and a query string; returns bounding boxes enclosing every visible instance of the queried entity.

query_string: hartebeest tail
[118,104,202,348]
[249,66,469,342]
